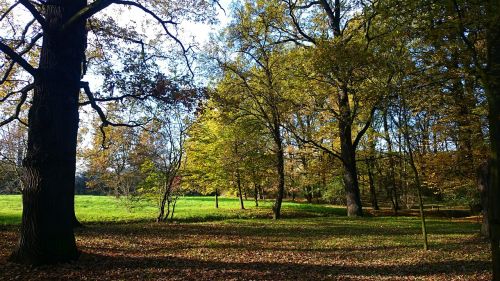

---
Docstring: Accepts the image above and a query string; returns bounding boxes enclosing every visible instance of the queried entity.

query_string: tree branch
[285,0,317,44]
[284,123,343,163]
[0,39,38,77]
[0,2,20,22]
[80,81,147,128]
[19,0,47,30]
[62,0,113,31]
[0,84,32,127]
[353,106,377,149]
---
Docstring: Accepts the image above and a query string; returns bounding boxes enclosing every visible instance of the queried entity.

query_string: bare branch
[352,106,376,149]
[0,84,32,127]
[65,0,193,76]
[1,32,41,86]
[80,81,147,128]
[318,0,340,36]
[285,0,317,44]
[0,39,38,77]
[213,0,226,15]
[295,1,321,9]
[19,0,47,29]
[0,2,20,22]
[62,0,114,31]
[284,123,343,163]
[1,83,33,102]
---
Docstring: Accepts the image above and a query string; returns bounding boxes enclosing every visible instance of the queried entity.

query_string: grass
[0,195,492,280]
[0,195,346,225]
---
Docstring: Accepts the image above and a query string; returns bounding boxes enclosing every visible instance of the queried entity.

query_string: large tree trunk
[341,153,363,217]
[485,3,500,277]
[478,161,490,238]
[272,122,285,220]
[338,88,363,217]
[9,0,87,265]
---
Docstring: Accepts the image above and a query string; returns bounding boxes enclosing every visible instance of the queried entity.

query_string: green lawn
[0,195,347,225]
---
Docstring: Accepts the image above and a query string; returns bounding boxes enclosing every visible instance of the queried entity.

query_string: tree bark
[367,159,379,211]
[215,188,219,209]
[338,88,363,217]
[478,161,490,238]
[157,181,169,222]
[367,130,379,210]
[383,109,399,213]
[236,169,244,210]
[272,121,285,220]
[485,3,500,276]
[305,186,313,203]
[254,185,259,207]
[9,0,87,265]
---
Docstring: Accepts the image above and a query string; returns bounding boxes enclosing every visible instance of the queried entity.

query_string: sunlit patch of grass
[0,195,349,225]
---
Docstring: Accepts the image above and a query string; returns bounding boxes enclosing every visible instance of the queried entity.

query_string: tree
[184,105,229,206]
[210,1,293,219]
[184,103,273,210]
[277,0,396,217]
[137,103,193,222]
[0,0,218,265]
[84,117,142,199]
[0,124,26,193]
[394,0,499,275]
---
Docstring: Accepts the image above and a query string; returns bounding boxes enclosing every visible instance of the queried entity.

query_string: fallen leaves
[0,217,492,281]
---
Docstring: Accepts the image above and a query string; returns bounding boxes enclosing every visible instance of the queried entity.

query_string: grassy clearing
[0,195,491,280]
[0,195,345,225]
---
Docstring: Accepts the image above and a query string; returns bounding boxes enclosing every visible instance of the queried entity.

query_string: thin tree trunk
[157,181,169,222]
[367,159,379,210]
[9,0,87,265]
[403,106,428,251]
[237,170,244,210]
[383,109,399,214]
[164,200,171,223]
[305,186,313,203]
[254,185,259,207]
[367,130,379,211]
[408,147,429,251]
[170,196,178,220]
[215,188,219,209]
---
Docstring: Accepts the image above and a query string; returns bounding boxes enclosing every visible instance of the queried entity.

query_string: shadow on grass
[74,218,482,249]
[73,252,490,280]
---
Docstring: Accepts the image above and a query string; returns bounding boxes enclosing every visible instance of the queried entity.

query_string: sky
[1,0,234,170]
[0,0,233,166]
[76,0,234,169]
